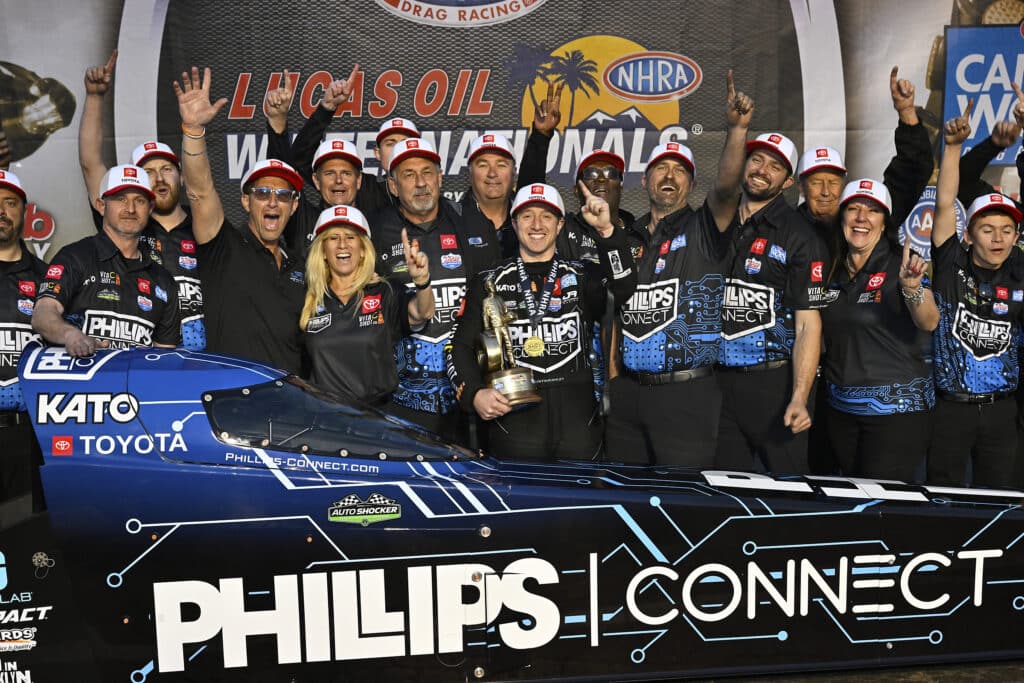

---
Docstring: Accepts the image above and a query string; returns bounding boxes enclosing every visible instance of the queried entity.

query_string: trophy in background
[476,279,542,407]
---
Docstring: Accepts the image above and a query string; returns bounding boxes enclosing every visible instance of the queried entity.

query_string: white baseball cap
[240,158,304,193]
[966,192,1023,225]
[100,164,154,200]
[389,138,442,170]
[575,149,626,180]
[376,117,420,144]
[468,132,515,163]
[746,133,798,176]
[0,170,26,201]
[839,178,893,214]
[511,183,565,217]
[646,142,695,176]
[798,146,846,177]
[313,204,371,239]
[132,141,179,168]
[313,138,363,171]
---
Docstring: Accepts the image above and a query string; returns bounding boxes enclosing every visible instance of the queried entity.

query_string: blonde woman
[301,205,433,404]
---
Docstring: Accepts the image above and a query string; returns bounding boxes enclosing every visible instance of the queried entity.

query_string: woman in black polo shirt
[820,179,937,481]
[300,205,433,405]
[928,108,1024,488]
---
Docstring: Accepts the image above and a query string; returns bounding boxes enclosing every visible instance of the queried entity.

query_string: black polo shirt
[931,238,1024,395]
[618,202,730,372]
[92,206,205,350]
[556,209,637,264]
[820,238,934,415]
[304,280,411,403]
[38,231,180,349]
[0,242,47,410]
[718,195,830,367]
[198,221,306,374]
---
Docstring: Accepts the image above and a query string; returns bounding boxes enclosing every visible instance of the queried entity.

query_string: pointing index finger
[726,68,735,100]
[106,49,119,74]
[577,180,593,201]
[890,65,899,92]
[1013,82,1024,102]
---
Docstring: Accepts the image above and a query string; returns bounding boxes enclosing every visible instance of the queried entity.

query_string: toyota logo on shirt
[866,273,886,290]
[811,262,823,283]
[361,294,382,314]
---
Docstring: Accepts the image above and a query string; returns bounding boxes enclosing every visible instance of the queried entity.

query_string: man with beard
[372,138,496,443]
[607,71,753,466]
[715,133,830,476]
[78,51,205,350]
[0,170,47,514]
[33,165,180,356]
[175,66,307,374]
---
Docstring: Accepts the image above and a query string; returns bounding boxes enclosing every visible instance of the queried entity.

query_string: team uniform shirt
[198,221,306,375]
[718,195,830,366]
[620,202,730,373]
[304,280,413,404]
[0,243,47,410]
[448,227,636,412]
[931,238,1024,395]
[37,231,180,349]
[91,206,205,350]
[820,238,934,415]
[372,201,497,414]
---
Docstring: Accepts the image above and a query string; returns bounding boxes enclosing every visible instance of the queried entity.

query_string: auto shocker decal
[328,493,402,526]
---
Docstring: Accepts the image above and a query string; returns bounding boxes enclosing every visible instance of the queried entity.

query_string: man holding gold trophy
[448,182,636,461]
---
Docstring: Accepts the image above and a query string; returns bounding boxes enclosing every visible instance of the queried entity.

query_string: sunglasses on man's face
[249,187,297,203]
[580,167,623,182]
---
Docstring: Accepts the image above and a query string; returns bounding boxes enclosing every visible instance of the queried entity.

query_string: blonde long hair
[300,227,379,329]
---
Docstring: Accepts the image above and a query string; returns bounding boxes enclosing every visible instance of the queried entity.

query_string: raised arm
[897,238,938,331]
[290,65,361,186]
[517,81,562,190]
[79,50,117,203]
[883,66,933,228]
[174,66,227,244]
[934,101,973,249]
[402,228,434,326]
[0,129,10,170]
[708,69,753,230]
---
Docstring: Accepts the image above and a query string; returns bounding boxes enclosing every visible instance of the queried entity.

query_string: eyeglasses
[581,166,622,182]
[249,187,297,203]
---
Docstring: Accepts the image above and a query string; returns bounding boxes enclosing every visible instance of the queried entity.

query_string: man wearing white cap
[33,164,180,356]
[928,106,1024,488]
[78,50,205,351]
[175,66,306,374]
[371,137,496,441]
[0,170,48,512]
[608,72,752,466]
[715,132,830,476]
[448,182,635,460]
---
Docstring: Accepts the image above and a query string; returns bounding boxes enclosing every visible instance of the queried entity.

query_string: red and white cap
[389,138,442,169]
[313,204,371,239]
[131,141,179,168]
[100,164,154,200]
[645,142,695,176]
[468,132,515,163]
[313,138,363,170]
[797,146,845,177]
[240,158,304,193]
[575,149,626,180]
[839,178,892,214]
[966,192,1023,225]
[511,183,565,218]
[746,133,798,176]
[376,117,420,144]
[0,170,26,201]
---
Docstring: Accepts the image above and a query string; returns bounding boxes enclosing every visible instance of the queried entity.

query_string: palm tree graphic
[502,44,555,110]
[549,49,600,127]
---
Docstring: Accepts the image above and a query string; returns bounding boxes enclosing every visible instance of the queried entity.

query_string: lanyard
[516,257,559,327]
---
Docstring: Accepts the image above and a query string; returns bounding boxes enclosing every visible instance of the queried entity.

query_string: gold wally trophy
[476,279,542,407]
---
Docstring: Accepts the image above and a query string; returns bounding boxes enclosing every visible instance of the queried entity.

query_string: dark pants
[928,397,1017,489]
[0,413,45,526]
[807,371,837,475]
[487,382,601,462]
[385,401,468,447]
[828,406,930,482]
[715,365,809,475]
[605,373,721,467]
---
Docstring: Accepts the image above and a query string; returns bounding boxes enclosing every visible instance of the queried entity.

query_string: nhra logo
[721,279,775,340]
[621,279,679,341]
[328,493,402,526]
[603,51,702,103]
[37,392,139,425]
[953,303,1012,360]
[374,0,548,27]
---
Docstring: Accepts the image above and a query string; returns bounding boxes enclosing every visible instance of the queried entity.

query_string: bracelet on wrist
[414,278,431,291]
[181,123,206,139]
[900,283,925,305]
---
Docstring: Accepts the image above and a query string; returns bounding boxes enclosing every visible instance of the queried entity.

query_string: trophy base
[486,368,542,409]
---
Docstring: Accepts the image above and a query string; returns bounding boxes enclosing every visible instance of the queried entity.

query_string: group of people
[4,54,1024,517]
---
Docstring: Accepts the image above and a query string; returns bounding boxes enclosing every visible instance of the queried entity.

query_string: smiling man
[175,66,307,374]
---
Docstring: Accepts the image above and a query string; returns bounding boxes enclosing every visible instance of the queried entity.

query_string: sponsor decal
[0,606,51,624]
[176,278,203,312]
[0,552,5,590]
[44,265,62,280]
[866,272,886,290]
[670,234,687,251]
[993,301,1009,315]
[155,286,168,303]
[36,392,139,425]
[744,257,761,275]
[659,240,670,255]
[621,279,679,341]
[603,51,702,103]
[750,238,767,255]
[179,255,198,270]
[548,297,561,312]
[468,236,483,245]
[768,245,787,263]
[137,278,151,294]
[137,295,153,312]
[97,288,120,303]
[290,271,306,285]
[654,257,666,274]
[440,253,463,270]
[328,493,402,526]
[51,436,73,456]
[99,271,120,286]
[607,250,631,279]
[83,311,155,349]
[808,286,841,305]
[0,626,36,652]
[416,277,467,342]
[508,311,583,373]
[180,239,196,254]
[17,281,34,297]
[953,303,1012,360]
[811,261,824,283]
[15,300,33,316]
[361,294,382,314]
[1013,289,1024,302]
[440,233,458,250]
[721,279,775,340]
[996,286,1008,300]
[78,432,188,456]
[857,290,882,304]
[124,167,138,178]
[561,274,577,287]
[306,313,332,333]
[899,186,968,261]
